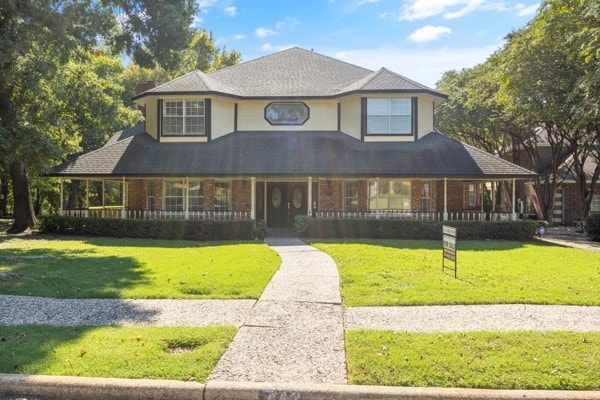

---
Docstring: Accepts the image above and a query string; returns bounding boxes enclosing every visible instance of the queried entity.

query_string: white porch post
[184,177,189,220]
[85,179,89,209]
[307,177,312,216]
[376,177,380,219]
[121,178,126,219]
[481,182,484,213]
[492,181,496,212]
[250,177,256,220]
[59,179,64,216]
[263,180,267,222]
[443,178,448,221]
[511,178,517,221]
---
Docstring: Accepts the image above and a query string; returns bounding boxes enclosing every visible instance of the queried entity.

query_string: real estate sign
[442,225,457,278]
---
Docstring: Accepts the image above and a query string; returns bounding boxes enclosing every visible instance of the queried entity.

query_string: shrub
[38,215,256,241]
[304,219,539,240]
[585,214,600,242]
[294,215,314,236]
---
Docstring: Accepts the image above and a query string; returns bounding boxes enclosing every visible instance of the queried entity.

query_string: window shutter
[157,99,162,142]
[360,97,367,140]
[412,97,418,140]
[205,98,212,141]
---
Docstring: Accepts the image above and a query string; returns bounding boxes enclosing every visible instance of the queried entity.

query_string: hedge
[38,215,264,241]
[585,214,600,242]
[297,217,540,241]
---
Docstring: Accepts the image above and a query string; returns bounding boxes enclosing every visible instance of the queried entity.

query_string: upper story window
[265,102,309,125]
[367,98,411,135]
[163,100,205,136]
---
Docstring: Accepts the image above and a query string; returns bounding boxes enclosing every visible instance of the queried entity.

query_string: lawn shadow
[0,244,147,299]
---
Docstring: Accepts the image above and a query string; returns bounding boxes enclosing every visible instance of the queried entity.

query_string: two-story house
[50,47,536,227]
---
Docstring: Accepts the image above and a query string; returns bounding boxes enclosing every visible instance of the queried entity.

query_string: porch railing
[60,209,251,221]
[315,211,511,222]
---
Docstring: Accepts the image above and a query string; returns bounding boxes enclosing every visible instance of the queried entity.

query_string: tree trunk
[67,180,80,209]
[7,160,36,233]
[0,177,8,216]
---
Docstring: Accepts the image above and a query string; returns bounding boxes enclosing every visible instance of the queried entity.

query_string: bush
[38,215,257,241]
[294,215,314,236]
[304,219,540,241]
[585,214,600,242]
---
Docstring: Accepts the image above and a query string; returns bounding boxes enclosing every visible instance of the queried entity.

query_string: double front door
[266,182,308,228]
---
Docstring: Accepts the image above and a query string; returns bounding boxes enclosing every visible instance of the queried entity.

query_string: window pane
[186,100,204,116]
[390,115,411,134]
[390,99,411,115]
[367,99,388,115]
[367,116,389,134]
[163,116,183,135]
[165,101,183,116]
[185,116,205,135]
[214,182,231,211]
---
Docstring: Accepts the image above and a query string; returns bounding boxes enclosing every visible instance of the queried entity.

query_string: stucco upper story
[132,47,448,144]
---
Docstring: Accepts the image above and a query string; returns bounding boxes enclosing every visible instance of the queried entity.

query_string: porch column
[59,179,64,216]
[511,178,517,221]
[307,177,312,216]
[250,177,256,220]
[263,180,267,222]
[184,177,189,220]
[491,181,496,212]
[481,182,484,213]
[443,178,448,221]
[121,177,126,219]
[86,179,90,209]
[376,177,380,219]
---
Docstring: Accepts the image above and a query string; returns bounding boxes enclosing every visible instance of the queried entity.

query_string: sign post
[442,225,457,278]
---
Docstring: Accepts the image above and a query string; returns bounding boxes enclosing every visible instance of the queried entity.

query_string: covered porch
[56,176,522,226]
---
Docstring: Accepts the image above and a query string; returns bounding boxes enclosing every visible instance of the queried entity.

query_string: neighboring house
[515,128,600,225]
[50,47,536,227]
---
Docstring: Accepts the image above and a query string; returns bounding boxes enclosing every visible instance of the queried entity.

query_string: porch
[56,176,521,225]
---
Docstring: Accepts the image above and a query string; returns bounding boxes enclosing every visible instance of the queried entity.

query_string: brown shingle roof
[50,129,536,179]
[135,47,447,100]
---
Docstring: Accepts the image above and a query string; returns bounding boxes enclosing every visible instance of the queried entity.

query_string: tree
[0,0,199,233]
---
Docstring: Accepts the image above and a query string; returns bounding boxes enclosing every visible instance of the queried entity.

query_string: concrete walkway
[208,237,347,384]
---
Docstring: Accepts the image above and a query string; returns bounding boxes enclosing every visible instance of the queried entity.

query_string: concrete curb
[0,374,203,400]
[3,375,600,400]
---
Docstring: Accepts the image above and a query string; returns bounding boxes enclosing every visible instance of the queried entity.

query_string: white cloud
[344,0,380,12]
[255,27,277,38]
[234,33,246,40]
[515,2,539,16]
[275,17,300,29]
[331,44,501,88]
[196,0,218,8]
[408,26,452,43]
[261,43,296,52]
[399,0,488,21]
[224,6,237,16]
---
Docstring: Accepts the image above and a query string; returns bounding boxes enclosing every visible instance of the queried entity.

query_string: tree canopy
[0,0,239,233]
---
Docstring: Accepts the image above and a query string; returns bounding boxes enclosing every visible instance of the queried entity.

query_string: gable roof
[49,129,536,179]
[134,47,447,100]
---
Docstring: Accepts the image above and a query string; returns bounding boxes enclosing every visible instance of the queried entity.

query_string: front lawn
[312,240,600,306]
[346,330,600,390]
[0,236,280,299]
[0,325,236,381]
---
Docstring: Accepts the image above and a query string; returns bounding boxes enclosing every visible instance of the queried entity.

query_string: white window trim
[366,98,412,135]
[162,99,206,136]
[343,181,359,212]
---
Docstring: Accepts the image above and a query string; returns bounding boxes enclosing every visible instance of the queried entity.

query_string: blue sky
[195,0,539,88]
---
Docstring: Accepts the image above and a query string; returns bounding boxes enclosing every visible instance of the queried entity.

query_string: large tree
[0,0,198,233]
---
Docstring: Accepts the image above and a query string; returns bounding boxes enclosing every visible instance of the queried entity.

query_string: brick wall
[561,183,600,224]
[357,180,368,212]
[319,179,342,212]
[232,180,251,212]
[127,179,145,210]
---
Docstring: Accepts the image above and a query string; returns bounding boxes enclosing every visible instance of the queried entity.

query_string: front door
[266,182,307,227]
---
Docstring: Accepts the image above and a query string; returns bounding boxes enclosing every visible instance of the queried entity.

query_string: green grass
[0,235,280,299]
[346,330,600,390]
[311,240,600,306]
[0,325,236,381]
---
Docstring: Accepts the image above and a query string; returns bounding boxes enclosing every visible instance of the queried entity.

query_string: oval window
[293,187,302,209]
[272,187,282,208]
